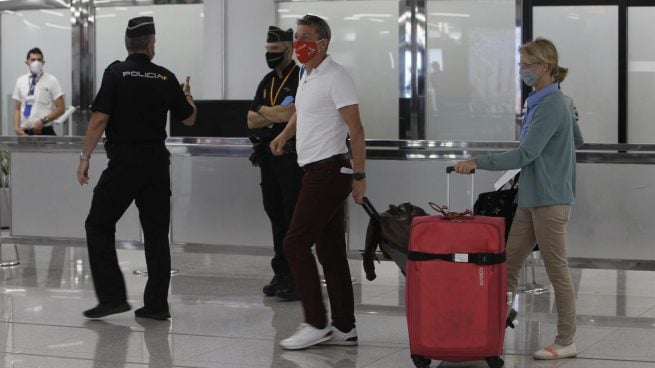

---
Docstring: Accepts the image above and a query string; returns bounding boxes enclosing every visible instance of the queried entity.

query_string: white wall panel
[534,6,619,143]
[170,155,271,247]
[627,7,655,143]
[10,152,140,240]
[95,4,205,98]
[224,0,276,99]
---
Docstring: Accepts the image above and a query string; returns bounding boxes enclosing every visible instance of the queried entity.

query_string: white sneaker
[534,342,577,360]
[280,323,332,350]
[320,326,358,346]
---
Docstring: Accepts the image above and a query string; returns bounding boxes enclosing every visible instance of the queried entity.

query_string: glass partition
[1,9,72,136]
[276,1,400,139]
[533,6,619,143]
[627,7,655,143]
[425,0,516,141]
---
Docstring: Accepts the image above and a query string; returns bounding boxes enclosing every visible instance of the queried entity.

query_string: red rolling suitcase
[406,167,507,368]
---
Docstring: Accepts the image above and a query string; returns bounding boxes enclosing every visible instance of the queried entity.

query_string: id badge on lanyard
[23,95,36,118]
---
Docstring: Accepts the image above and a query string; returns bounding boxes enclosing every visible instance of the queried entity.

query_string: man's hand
[453,159,478,174]
[76,111,109,186]
[77,159,90,185]
[268,113,296,154]
[181,76,191,96]
[352,180,366,204]
[15,128,26,136]
[270,134,287,156]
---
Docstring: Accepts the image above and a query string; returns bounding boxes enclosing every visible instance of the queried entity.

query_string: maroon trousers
[283,159,355,332]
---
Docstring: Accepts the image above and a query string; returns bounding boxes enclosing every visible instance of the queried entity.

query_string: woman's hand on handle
[453,159,478,174]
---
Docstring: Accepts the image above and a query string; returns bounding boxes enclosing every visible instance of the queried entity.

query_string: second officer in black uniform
[76,16,197,319]
[247,26,303,300]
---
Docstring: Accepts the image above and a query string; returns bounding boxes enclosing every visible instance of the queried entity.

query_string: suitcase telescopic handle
[445,166,476,210]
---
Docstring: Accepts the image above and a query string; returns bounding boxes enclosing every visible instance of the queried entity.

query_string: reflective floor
[0,244,654,368]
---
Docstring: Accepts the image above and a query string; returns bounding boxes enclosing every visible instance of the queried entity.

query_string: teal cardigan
[477,90,584,208]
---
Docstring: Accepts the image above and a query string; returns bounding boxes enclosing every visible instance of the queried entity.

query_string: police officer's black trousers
[85,158,171,311]
[259,153,303,276]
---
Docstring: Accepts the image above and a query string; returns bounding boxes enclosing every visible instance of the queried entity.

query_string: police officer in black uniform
[76,16,197,319]
[247,26,303,300]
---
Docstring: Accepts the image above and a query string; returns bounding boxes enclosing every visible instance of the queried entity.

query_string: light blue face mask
[519,68,540,87]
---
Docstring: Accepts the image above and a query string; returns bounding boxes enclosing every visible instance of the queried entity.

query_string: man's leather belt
[302,153,350,171]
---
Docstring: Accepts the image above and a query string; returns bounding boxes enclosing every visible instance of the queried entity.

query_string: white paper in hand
[20,117,38,129]
[494,169,521,190]
[53,106,76,125]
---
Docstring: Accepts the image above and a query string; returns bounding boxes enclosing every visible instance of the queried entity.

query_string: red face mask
[293,39,321,64]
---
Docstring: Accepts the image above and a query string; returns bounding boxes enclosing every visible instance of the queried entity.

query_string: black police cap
[126,16,155,38]
[267,26,293,43]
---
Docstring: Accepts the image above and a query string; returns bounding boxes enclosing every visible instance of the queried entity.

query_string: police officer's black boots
[275,276,300,301]
[83,302,131,319]
[135,306,171,320]
[263,275,284,296]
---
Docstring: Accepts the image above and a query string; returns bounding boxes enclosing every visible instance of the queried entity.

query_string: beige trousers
[506,205,576,346]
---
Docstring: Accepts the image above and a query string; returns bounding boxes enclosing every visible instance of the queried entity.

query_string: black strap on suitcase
[407,250,506,265]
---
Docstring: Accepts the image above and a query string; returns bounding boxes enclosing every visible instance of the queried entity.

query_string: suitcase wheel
[485,356,504,368]
[410,354,431,368]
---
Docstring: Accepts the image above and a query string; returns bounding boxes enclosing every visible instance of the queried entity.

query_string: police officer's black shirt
[249,62,299,142]
[91,53,193,145]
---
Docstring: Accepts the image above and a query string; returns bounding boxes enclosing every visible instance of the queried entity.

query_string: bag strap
[408,250,506,265]
[509,172,520,190]
[429,202,473,219]
[361,197,382,278]
[361,197,381,222]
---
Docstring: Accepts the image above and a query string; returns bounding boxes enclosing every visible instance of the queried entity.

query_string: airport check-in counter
[1,136,654,265]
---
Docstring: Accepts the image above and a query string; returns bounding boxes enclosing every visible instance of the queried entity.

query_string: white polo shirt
[295,55,358,167]
[12,72,64,124]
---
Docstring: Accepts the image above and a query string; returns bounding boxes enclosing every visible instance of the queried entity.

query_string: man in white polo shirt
[270,14,366,350]
[12,47,65,136]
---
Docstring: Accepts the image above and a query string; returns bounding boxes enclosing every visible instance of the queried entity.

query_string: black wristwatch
[353,172,366,181]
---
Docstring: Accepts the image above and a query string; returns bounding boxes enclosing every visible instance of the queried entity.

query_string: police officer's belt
[104,140,168,160]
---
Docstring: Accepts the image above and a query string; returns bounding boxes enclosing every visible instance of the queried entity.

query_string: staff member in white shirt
[270,14,366,350]
[12,47,65,136]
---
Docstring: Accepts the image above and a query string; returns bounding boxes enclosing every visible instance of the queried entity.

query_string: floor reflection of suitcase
[406,167,507,368]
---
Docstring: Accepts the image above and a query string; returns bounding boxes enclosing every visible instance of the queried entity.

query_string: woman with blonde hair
[454,37,583,360]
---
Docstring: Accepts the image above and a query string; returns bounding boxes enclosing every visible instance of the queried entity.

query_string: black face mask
[266,51,285,69]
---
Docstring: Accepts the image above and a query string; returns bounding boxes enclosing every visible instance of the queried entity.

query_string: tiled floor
[1,244,654,367]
